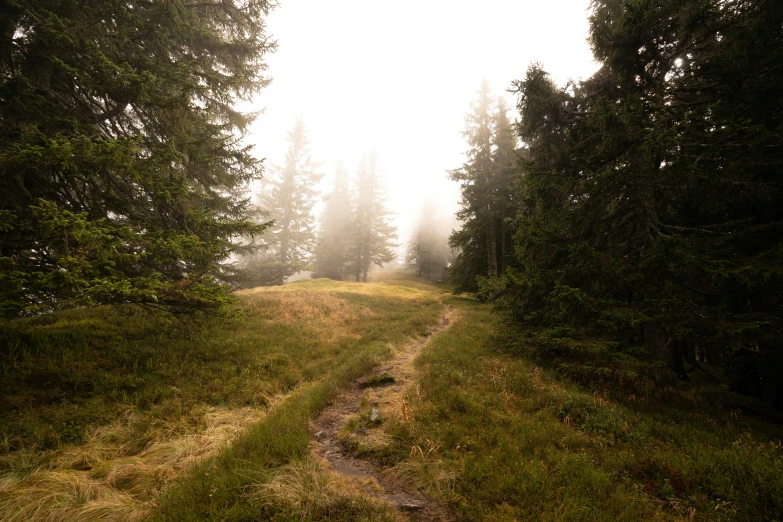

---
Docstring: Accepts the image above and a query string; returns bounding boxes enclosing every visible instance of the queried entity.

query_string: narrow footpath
[310,305,456,521]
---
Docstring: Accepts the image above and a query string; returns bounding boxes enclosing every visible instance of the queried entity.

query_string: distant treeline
[405,199,455,282]
[235,117,397,287]
[448,0,783,407]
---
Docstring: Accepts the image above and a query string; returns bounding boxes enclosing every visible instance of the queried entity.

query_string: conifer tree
[491,97,520,274]
[405,200,453,281]
[253,117,322,285]
[449,81,520,291]
[0,0,275,316]
[499,0,783,403]
[312,161,352,280]
[346,152,397,282]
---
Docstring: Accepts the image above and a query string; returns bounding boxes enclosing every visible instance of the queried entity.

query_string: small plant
[389,442,456,493]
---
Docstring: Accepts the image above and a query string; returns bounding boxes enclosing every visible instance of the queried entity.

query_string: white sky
[244,0,599,251]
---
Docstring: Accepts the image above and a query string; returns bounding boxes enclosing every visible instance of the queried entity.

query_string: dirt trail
[310,305,456,521]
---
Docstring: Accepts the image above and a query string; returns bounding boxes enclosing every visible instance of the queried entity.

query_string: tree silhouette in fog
[247,116,322,285]
[345,152,397,282]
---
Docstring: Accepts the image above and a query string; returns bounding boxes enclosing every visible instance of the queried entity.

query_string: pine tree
[500,0,783,403]
[0,0,275,316]
[252,117,322,285]
[405,200,453,281]
[449,81,520,292]
[312,161,352,280]
[491,97,520,274]
[346,152,397,282]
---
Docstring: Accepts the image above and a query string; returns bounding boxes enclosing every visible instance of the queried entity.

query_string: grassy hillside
[1,274,781,521]
[0,276,444,521]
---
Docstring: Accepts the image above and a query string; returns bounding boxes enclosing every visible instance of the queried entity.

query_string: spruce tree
[449,81,520,291]
[346,152,397,282]
[450,79,495,284]
[490,96,519,274]
[500,0,783,403]
[253,116,322,285]
[0,0,275,316]
[312,161,351,280]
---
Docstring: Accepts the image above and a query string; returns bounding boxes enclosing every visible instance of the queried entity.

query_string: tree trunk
[487,214,498,278]
[761,355,781,408]
[279,218,290,285]
[500,206,507,275]
[683,338,696,365]
[704,343,719,366]
[670,341,688,381]
[644,321,684,384]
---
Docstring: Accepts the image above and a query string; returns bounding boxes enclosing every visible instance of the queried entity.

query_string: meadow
[1,274,781,521]
[0,276,442,521]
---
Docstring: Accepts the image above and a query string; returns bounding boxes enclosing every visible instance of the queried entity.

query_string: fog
[244,0,599,261]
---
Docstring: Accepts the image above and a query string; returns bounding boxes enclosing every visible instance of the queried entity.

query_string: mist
[5,1,782,517]
[241,0,599,277]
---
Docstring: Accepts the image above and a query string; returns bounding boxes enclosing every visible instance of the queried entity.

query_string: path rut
[310,305,456,521]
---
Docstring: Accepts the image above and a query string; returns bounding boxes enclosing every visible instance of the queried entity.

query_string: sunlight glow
[245,0,600,249]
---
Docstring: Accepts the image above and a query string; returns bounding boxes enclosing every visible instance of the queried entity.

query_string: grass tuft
[362,373,396,388]
[388,442,456,494]
[244,457,394,521]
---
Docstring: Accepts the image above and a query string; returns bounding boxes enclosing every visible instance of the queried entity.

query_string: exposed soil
[310,305,456,521]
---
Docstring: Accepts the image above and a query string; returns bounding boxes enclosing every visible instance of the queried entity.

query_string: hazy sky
[245,0,599,249]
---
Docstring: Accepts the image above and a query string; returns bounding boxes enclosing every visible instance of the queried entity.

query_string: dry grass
[2,273,445,521]
[245,457,394,521]
[387,442,456,494]
[242,289,378,343]
[0,406,263,522]
[246,458,336,518]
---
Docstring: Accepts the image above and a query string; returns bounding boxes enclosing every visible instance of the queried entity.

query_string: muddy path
[310,305,456,521]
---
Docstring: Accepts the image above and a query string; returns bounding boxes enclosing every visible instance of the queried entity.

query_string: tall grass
[379,296,783,521]
[1,275,444,521]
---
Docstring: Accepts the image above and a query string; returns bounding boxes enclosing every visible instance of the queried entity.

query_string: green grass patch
[0,274,442,521]
[380,296,783,521]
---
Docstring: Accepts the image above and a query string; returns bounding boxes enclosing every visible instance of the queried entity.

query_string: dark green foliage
[0,0,274,316]
[494,0,783,402]
[449,80,520,292]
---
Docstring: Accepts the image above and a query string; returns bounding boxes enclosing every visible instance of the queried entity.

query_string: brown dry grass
[242,289,378,343]
[244,457,398,521]
[246,458,339,517]
[387,442,456,494]
[1,274,444,521]
[0,407,263,522]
